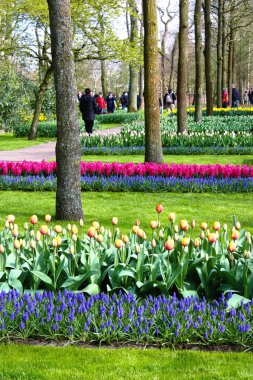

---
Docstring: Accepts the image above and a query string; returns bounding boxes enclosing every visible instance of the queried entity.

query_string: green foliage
[13,120,87,137]
[96,111,142,124]
[0,65,35,132]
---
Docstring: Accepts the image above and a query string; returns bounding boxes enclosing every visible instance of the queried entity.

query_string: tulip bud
[7,215,15,223]
[135,244,140,254]
[79,219,84,227]
[137,228,144,239]
[24,222,29,231]
[112,217,118,225]
[200,222,208,231]
[14,240,21,250]
[30,230,34,237]
[44,214,51,223]
[12,229,18,238]
[213,221,220,231]
[151,238,156,248]
[244,250,251,260]
[122,234,129,244]
[228,241,236,253]
[191,220,196,229]
[174,224,179,233]
[208,233,217,244]
[159,229,164,238]
[132,225,139,234]
[150,220,158,229]
[71,225,78,235]
[40,225,49,235]
[21,240,26,248]
[205,254,209,262]
[96,234,104,244]
[115,239,124,249]
[36,231,41,241]
[194,238,200,248]
[0,244,5,253]
[156,204,163,214]
[87,227,96,238]
[200,231,205,240]
[72,234,77,242]
[9,223,13,230]
[115,227,120,236]
[235,221,241,230]
[100,226,105,235]
[174,233,179,241]
[30,240,36,249]
[246,232,251,243]
[108,230,112,239]
[13,224,18,231]
[231,230,240,240]
[53,236,61,247]
[228,253,234,261]
[135,218,141,226]
[223,224,228,232]
[92,221,99,230]
[5,221,9,229]
[181,237,190,247]
[168,212,176,222]
[180,220,189,231]
[54,225,62,234]
[67,224,71,231]
[165,239,174,251]
[30,215,38,225]
[70,246,75,255]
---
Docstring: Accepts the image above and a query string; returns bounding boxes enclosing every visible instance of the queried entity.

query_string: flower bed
[0,290,252,347]
[0,211,252,300]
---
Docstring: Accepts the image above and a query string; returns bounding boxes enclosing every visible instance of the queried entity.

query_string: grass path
[0,344,252,380]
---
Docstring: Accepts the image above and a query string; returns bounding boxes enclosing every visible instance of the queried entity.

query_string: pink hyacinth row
[0,160,253,178]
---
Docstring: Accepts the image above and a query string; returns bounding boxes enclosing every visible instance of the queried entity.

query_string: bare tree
[47,0,83,220]
[203,0,213,115]
[194,0,203,122]
[143,0,163,163]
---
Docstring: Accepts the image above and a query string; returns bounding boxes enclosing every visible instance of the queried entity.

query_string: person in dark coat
[79,88,97,135]
[231,85,239,108]
[106,92,116,113]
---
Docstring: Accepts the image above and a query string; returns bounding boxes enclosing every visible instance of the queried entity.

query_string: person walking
[231,84,239,108]
[222,88,229,108]
[248,88,253,106]
[96,92,107,114]
[120,91,128,110]
[79,88,97,136]
[106,92,116,113]
[164,88,176,114]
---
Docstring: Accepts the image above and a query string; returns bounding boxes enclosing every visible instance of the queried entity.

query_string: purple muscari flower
[230,308,236,317]
[124,325,130,333]
[220,325,225,333]
[19,322,25,330]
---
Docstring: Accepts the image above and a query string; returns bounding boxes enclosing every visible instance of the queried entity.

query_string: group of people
[78,89,143,135]
[222,85,253,108]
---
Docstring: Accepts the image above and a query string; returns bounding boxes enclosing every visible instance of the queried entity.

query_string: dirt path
[0,127,122,162]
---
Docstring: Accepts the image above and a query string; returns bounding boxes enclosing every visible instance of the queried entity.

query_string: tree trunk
[47,0,83,220]
[28,66,53,140]
[177,0,189,134]
[142,0,163,163]
[204,0,213,116]
[216,0,223,107]
[101,59,107,98]
[169,35,178,89]
[139,65,144,107]
[128,0,138,112]
[221,0,227,91]
[194,0,203,122]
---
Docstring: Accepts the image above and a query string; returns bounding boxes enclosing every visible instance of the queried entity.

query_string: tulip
[191,220,196,229]
[79,219,84,227]
[87,227,96,238]
[40,225,49,235]
[208,233,217,244]
[108,230,112,239]
[71,225,78,235]
[164,239,175,251]
[194,238,200,248]
[180,220,189,231]
[223,224,228,232]
[21,240,26,249]
[7,215,15,223]
[72,234,77,242]
[0,244,5,253]
[44,214,51,223]
[30,215,38,225]
[132,225,139,234]
[231,230,240,240]
[54,225,62,234]
[228,241,236,252]
[228,253,234,261]
[92,221,99,230]
[168,212,176,222]
[213,221,220,231]
[122,235,129,244]
[181,237,190,247]
[96,234,104,244]
[115,239,124,249]
[24,222,29,231]
[200,222,208,230]
[5,221,9,229]
[150,220,158,229]
[151,238,156,248]
[159,229,164,238]
[14,240,21,250]
[156,204,163,214]
[135,244,140,253]
[174,224,179,233]
[235,221,241,230]
[67,224,71,231]
[205,254,209,262]
[12,229,18,238]
[54,236,62,247]
[30,230,34,237]
[100,226,105,235]
[36,232,41,241]
[30,240,36,249]
[135,218,141,226]
[70,246,75,254]
[112,217,118,225]
[137,229,145,239]
[115,227,120,236]
[243,250,251,260]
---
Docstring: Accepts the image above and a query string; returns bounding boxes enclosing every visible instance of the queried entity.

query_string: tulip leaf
[226,293,250,310]
[31,270,54,289]
[61,270,96,290]
[82,284,100,295]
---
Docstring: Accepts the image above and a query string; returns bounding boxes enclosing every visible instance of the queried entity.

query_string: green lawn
[97,123,123,130]
[0,134,55,151]
[81,154,253,166]
[1,191,252,234]
[0,344,252,380]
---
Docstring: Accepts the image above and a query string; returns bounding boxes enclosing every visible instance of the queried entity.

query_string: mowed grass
[82,154,253,166]
[0,134,55,151]
[0,344,252,380]
[0,191,252,234]
[97,123,123,130]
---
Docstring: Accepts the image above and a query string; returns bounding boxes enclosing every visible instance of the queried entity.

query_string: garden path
[0,126,122,162]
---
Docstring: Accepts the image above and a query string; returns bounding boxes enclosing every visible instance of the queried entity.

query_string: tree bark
[204,0,213,116]
[169,35,178,89]
[177,0,189,134]
[28,66,53,140]
[101,59,107,97]
[194,0,203,122]
[128,0,138,112]
[227,1,235,105]
[47,0,83,220]
[216,0,223,107]
[142,0,163,163]
[221,0,227,91]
